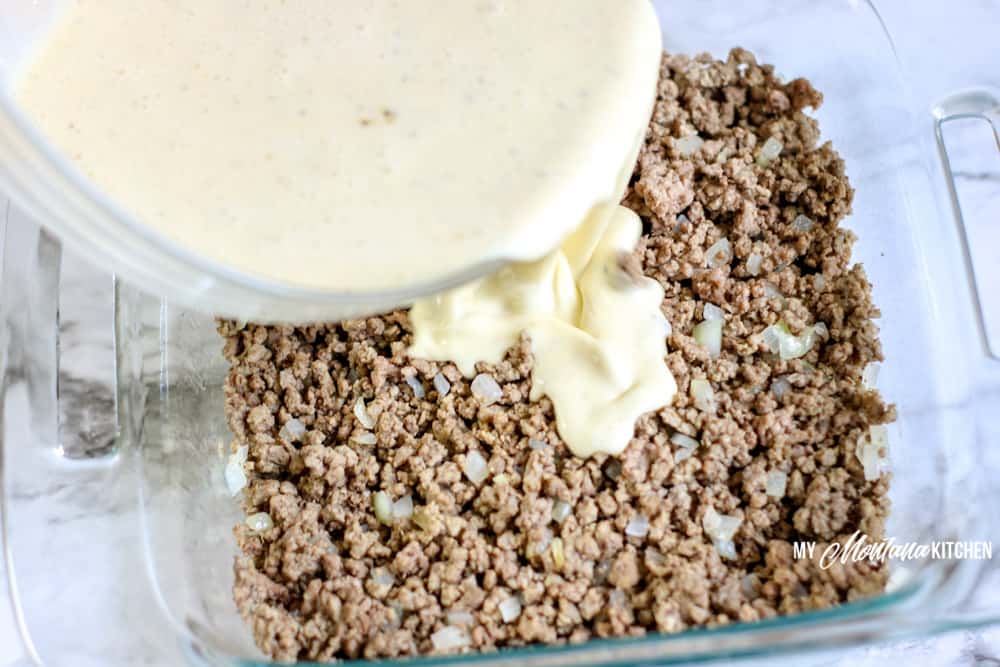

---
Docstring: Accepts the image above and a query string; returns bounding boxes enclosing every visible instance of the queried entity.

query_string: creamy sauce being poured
[411,205,677,457]
[17,0,675,456]
[16,0,662,292]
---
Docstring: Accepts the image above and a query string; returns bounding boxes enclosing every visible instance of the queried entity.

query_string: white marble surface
[1,0,998,665]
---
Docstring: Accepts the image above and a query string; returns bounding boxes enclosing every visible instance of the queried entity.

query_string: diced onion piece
[674,134,704,157]
[529,528,553,558]
[431,626,469,651]
[246,512,273,533]
[756,137,783,166]
[674,448,693,463]
[405,376,426,399]
[529,438,549,451]
[714,539,737,560]
[373,491,393,525]
[646,548,666,567]
[741,574,758,597]
[761,321,820,360]
[550,537,565,569]
[463,450,489,484]
[771,377,791,399]
[862,363,880,388]
[703,303,725,321]
[387,603,404,628]
[446,611,474,627]
[471,373,502,405]
[692,318,723,358]
[763,282,783,300]
[855,425,890,481]
[746,253,763,276]
[670,432,699,450]
[703,506,742,541]
[372,567,395,588]
[551,500,572,524]
[225,460,247,496]
[433,372,452,397]
[812,321,829,339]
[354,397,375,429]
[494,473,509,485]
[690,378,717,413]
[609,590,626,606]
[706,237,733,268]
[232,444,249,463]
[499,596,522,623]
[352,431,377,445]
[279,418,306,442]
[766,471,788,498]
[792,214,815,232]
[625,514,650,538]
[714,516,742,542]
[392,495,414,520]
[814,274,827,290]
[761,323,783,353]
[779,331,810,360]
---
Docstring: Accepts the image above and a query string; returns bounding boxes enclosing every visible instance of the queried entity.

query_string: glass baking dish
[1,0,998,665]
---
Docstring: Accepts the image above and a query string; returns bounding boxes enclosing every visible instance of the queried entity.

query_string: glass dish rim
[214,583,922,667]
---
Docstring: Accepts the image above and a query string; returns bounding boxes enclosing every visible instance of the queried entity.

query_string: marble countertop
[2,0,998,665]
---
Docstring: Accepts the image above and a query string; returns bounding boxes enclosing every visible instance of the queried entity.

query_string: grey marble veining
[2,0,999,665]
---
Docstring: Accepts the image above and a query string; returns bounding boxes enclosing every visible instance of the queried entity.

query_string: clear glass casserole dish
[1,0,998,665]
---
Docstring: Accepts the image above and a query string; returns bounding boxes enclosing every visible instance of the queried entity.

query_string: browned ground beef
[220,48,895,662]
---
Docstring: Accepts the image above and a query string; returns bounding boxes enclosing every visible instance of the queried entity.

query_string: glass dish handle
[932,88,1000,359]
[0,201,140,666]
[926,89,1000,629]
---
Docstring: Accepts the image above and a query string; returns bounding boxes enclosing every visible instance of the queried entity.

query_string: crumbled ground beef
[222,48,895,662]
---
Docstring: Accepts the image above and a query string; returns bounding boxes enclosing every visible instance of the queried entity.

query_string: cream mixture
[410,205,677,457]
[16,0,675,456]
[16,0,661,291]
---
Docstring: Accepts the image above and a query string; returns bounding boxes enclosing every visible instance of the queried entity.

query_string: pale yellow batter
[16,0,674,456]
[16,0,661,292]
[411,204,677,457]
